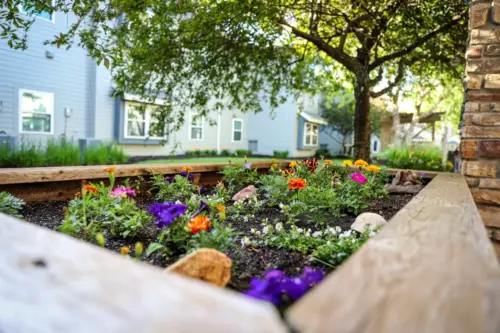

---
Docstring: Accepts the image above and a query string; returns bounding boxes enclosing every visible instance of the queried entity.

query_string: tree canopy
[1,0,469,158]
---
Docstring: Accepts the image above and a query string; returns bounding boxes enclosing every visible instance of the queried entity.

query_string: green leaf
[146,242,164,257]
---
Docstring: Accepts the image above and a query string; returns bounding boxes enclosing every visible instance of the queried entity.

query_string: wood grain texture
[0,161,288,185]
[287,173,500,333]
[0,214,288,333]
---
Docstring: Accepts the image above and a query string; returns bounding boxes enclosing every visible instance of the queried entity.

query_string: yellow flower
[181,166,194,172]
[216,204,225,214]
[354,159,368,167]
[343,160,353,167]
[447,161,454,168]
[289,161,298,168]
[365,165,381,173]
[271,163,278,168]
[120,246,131,256]
[324,160,333,165]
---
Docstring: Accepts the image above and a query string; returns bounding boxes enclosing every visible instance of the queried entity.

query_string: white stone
[351,213,387,233]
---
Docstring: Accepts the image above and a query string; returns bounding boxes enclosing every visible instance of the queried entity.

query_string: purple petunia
[148,202,188,228]
[180,171,195,181]
[192,200,210,218]
[244,267,324,306]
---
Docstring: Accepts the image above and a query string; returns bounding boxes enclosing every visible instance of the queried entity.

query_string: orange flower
[187,216,212,234]
[288,178,307,190]
[289,161,298,168]
[365,165,381,173]
[271,163,278,168]
[104,167,116,173]
[84,184,98,193]
[354,159,368,167]
[324,160,333,165]
[181,166,194,172]
[120,246,131,256]
[216,204,225,214]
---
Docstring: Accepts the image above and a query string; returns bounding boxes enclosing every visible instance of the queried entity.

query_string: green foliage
[376,146,453,171]
[45,138,80,166]
[0,141,44,167]
[151,174,198,202]
[259,174,290,206]
[60,181,150,241]
[83,142,128,165]
[0,192,25,218]
[235,149,252,157]
[219,149,231,157]
[220,163,259,194]
[228,196,264,220]
[273,150,289,159]
[188,219,238,253]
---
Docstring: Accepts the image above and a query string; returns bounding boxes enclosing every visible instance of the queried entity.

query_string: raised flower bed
[5,158,418,307]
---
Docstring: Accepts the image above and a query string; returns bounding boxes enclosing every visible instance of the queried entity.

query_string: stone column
[463,1,500,255]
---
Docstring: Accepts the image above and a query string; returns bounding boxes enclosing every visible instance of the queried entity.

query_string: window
[190,112,204,140]
[20,1,54,22]
[124,103,166,139]
[19,89,54,134]
[303,122,319,146]
[232,119,243,142]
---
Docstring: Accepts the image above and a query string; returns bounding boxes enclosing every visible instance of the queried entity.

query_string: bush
[314,148,332,159]
[45,138,80,166]
[235,149,252,157]
[0,192,25,218]
[0,141,44,167]
[376,146,453,172]
[83,142,128,165]
[219,149,231,156]
[273,150,289,159]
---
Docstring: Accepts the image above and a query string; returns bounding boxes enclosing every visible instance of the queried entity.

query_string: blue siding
[297,116,306,149]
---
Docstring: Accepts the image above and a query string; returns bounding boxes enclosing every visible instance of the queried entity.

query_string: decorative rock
[232,185,257,202]
[351,213,387,233]
[392,170,421,186]
[385,184,424,194]
[166,248,232,287]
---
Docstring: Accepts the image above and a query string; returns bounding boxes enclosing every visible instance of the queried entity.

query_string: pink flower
[349,172,367,184]
[110,186,137,200]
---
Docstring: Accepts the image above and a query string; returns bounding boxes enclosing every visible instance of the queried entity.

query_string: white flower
[262,226,269,234]
[305,231,311,237]
[369,231,376,237]
[351,238,356,243]
[250,228,256,234]
[255,231,261,235]
[241,236,251,247]
[275,222,283,232]
[326,227,336,235]
[279,203,284,209]
[296,228,304,233]
[312,231,322,238]
[335,226,342,233]
[243,216,249,222]
[339,230,352,239]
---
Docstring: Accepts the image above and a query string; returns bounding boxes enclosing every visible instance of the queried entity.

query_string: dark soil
[22,193,415,292]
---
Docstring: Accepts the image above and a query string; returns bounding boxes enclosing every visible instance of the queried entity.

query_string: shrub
[0,192,25,218]
[235,149,252,157]
[314,148,332,159]
[219,149,231,156]
[83,142,128,165]
[208,149,218,156]
[45,138,80,166]
[376,146,453,171]
[1,141,45,167]
[273,150,289,159]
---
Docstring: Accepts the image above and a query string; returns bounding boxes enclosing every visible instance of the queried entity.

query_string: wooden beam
[286,173,500,333]
[0,213,288,333]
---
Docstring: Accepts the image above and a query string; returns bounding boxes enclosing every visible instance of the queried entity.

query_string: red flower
[301,158,318,172]
[288,178,307,190]
[84,184,98,193]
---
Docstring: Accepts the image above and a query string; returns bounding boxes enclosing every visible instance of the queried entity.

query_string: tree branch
[368,9,467,70]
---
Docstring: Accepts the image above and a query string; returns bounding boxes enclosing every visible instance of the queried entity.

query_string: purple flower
[243,162,252,169]
[244,267,324,306]
[349,172,367,184]
[148,203,188,228]
[417,172,427,178]
[180,171,195,181]
[192,201,210,217]
[165,176,175,183]
[199,184,205,194]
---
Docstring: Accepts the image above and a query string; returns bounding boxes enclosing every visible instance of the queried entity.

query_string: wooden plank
[0,213,288,333]
[0,161,287,185]
[286,173,500,333]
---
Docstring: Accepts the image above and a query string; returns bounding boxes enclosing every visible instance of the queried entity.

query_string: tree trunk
[341,134,347,155]
[353,75,371,160]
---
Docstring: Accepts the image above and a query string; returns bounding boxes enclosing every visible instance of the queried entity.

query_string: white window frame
[303,122,319,147]
[124,102,166,140]
[231,118,243,143]
[189,111,204,141]
[19,88,54,135]
[19,0,55,23]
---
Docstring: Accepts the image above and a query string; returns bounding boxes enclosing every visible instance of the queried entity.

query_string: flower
[335,226,342,233]
[250,228,256,234]
[241,236,251,247]
[216,204,225,214]
[324,160,333,165]
[181,166,194,172]
[280,168,295,178]
[354,159,368,167]
[110,186,137,200]
[120,246,131,256]
[148,203,188,228]
[343,160,353,167]
[271,163,278,168]
[349,172,367,184]
[275,222,283,232]
[289,161,298,168]
[339,230,352,239]
[296,228,304,233]
[312,231,322,238]
[288,178,307,190]
[104,167,116,173]
[84,184,98,193]
[365,165,381,173]
[180,171,195,181]
[192,201,210,217]
[244,162,253,169]
[262,226,269,234]
[447,161,454,168]
[302,158,318,172]
[187,216,212,234]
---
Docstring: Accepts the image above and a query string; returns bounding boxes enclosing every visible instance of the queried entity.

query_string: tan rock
[232,185,257,201]
[351,213,387,233]
[166,248,232,287]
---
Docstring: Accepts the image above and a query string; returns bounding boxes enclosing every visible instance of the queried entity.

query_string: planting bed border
[1,173,499,332]
[0,162,443,202]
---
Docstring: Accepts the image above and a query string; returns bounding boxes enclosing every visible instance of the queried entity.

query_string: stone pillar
[463,1,500,256]
[380,116,393,152]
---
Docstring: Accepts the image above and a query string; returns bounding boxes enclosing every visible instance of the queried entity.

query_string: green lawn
[134,157,278,164]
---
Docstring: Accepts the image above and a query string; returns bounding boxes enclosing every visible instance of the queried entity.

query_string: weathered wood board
[287,173,500,333]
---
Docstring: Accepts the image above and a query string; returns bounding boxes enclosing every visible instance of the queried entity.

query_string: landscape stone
[232,185,257,201]
[166,248,232,287]
[351,213,387,233]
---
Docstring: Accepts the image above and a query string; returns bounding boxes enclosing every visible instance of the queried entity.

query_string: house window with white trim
[124,102,165,139]
[19,89,54,134]
[232,119,243,142]
[190,112,204,140]
[303,122,319,146]
[20,1,54,22]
